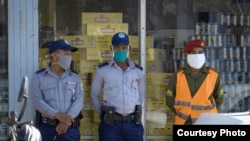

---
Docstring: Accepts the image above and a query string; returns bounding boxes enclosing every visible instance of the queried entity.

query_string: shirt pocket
[41,84,57,102]
[66,83,76,102]
[103,82,117,98]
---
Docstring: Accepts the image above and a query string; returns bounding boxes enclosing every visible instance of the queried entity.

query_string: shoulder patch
[134,63,143,71]
[35,68,46,74]
[98,62,109,68]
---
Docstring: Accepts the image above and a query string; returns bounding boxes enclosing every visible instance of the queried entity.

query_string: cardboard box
[86,23,128,35]
[57,35,96,48]
[82,12,123,24]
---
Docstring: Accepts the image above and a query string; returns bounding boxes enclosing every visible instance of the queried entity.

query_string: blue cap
[112,32,129,46]
[49,39,77,54]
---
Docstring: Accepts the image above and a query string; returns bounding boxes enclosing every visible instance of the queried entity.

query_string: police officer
[166,39,224,125]
[90,32,145,141]
[30,39,84,141]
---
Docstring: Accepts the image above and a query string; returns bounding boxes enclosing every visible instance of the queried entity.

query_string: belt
[41,117,79,127]
[113,112,135,122]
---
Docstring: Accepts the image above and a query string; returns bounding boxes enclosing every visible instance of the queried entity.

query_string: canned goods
[234,59,241,72]
[226,13,231,26]
[226,72,232,84]
[211,23,218,35]
[212,35,217,46]
[207,35,212,46]
[228,47,233,59]
[201,23,207,35]
[232,72,238,84]
[223,60,230,72]
[229,60,234,72]
[240,46,246,59]
[195,23,201,35]
[231,14,237,26]
[210,59,220,71]
[220,13,225,25]
[233,47,240,59]
[242,59,248,72]
[239,15,244,26]
[221,47,228,59]
[172,48,176,60]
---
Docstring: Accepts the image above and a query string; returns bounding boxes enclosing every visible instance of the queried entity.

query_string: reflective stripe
[176,111,189,121]
[174,101,190,107]
[191,103,216,110]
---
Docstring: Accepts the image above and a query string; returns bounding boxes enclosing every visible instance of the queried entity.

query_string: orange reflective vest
[174,69,218,125]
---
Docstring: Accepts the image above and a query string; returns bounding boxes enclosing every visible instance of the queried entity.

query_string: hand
[55,122,69,135]
[54,112,74,125]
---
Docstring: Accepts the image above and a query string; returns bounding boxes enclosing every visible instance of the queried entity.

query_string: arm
[138,71,145,105]
[166,73,177,114]
[90,69,103,114]
[30,73,58,119]
[66,75,84,118]
[213,75,224,110]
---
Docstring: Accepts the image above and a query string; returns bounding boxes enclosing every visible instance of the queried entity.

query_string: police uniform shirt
[30,66,84,119]
[90,59,145,115]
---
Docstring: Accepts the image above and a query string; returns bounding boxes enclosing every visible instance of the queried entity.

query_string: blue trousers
[39,123,80,141]
[99,120,144,141]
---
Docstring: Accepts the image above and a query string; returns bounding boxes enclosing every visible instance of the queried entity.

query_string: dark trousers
[39,123,80,141]
[99,120,144,141]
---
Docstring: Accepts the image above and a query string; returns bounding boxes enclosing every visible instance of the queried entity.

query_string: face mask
[187,53,205,69]
[114,50,128,62]
[54,54,72,70]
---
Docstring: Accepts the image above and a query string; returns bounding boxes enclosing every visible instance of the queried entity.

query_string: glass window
[38,0,250,140]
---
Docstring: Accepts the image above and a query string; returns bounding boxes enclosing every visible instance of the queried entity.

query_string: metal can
[242,59,248,72]
[220,13,225,25]
[232,72,238,84]
[226,13,231,26]
[220,72,227,84]
[207,35,212,46]
[228,47,233,59]
[240,34,246,47]
[226,72,232,84]
[231,14,237,26]
[211,23,218,35]
[212,35,217,47]
[223,60,230,72]
[172,48,176,60]
[233,47,240,59]
[239,15,244,26]
[221,47,228,59]
[195,23,201,35]
[234,59,241,72]
[240,46,246,59]
[229,60,234,72]
[201,23,207,35]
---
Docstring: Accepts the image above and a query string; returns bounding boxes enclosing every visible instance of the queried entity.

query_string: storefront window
[0,0,8,140]
[38,0,250,140]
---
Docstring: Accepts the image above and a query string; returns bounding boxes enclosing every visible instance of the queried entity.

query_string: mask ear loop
[127,45,130,59]
[111,46,115,57]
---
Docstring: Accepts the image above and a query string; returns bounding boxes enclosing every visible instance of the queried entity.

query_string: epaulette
[98,62,109,68]
[35,68,46,74]
[134,63,143,71]
[70,69,78,74]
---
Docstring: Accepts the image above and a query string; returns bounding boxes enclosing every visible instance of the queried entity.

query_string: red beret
[183,39,206,53]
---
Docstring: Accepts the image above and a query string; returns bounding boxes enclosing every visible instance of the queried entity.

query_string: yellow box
[146,72,173,86]
[80,122,92,136]
[146,61,164,73]
[92,123,99,136]
[82,12,123,24]
[146,97,166,111]
[80,60,100,74]
[92,110,101,123]
[83,98,92,110]
[99,48,113,61]
[146,85,166,98]
[86,23,128,35]
[147,123,173,136]
[86,48,101,60]
[57,35,96,48]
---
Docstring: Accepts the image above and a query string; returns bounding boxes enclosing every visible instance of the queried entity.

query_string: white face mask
[53,54,72,70]
[187,54,205,69]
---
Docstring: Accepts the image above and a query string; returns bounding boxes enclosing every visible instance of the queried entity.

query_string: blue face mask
[114,50,128,62]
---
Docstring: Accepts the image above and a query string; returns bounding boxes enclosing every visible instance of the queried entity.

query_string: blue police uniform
[90,59,145,141]
[30,66,84,141]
